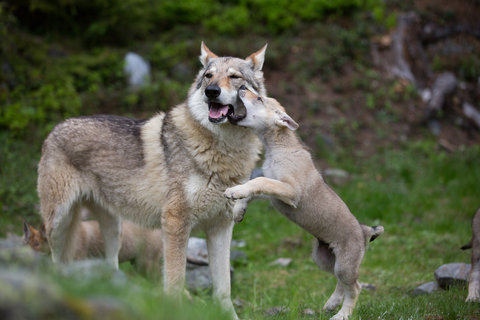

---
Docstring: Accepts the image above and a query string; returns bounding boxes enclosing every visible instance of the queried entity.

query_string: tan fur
[224,88,384,320]
[23,220,163,275]
[37,43,267,319]
[463,208,480,303]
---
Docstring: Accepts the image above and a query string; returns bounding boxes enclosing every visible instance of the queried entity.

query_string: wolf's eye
[205,73,213,79]
[257,97,263,102]
[229,75,241,79]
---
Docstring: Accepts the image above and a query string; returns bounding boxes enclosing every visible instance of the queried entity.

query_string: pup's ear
[275,112,299,131]
[23,221,31,242]
[246,44,267,71]
[200,41,218,67]
[40,223,47,240]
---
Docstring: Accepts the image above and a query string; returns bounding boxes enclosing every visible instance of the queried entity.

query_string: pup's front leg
[224,177,297,208]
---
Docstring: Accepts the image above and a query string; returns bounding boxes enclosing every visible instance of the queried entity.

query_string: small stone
[434,263,471,289]
[302,308,316,315]
[186,264,212,292]
[360,282,377,291]
[270,258,292,267]
[264,306,290,317]
[411,281,440,296]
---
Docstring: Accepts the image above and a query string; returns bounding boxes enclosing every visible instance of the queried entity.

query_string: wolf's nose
[205,84,221,99]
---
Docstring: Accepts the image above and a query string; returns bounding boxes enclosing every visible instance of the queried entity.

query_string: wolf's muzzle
[205,84,221,99]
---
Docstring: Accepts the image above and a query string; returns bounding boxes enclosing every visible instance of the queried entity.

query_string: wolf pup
[224,87,384,320]
[23,220,163,276]
[37,43,266,318]
[461,208,480,303]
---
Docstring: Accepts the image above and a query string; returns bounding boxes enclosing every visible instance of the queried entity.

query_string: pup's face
[236,86,299,132]
[23,222,50,253]
[188,42,267,127]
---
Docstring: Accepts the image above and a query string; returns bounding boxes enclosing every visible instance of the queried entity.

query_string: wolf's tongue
[209,104,230,119]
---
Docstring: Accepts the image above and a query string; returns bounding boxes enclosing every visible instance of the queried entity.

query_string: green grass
[230,141,480,319]
[2,134,480,319]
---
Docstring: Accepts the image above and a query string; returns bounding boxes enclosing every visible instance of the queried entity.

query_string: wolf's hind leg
[48,203,82,264]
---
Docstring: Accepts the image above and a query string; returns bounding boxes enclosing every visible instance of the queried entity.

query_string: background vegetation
[1,0,479,319]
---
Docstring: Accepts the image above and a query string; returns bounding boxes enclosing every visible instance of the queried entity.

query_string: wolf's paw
[466,293,480,303]
[224,186,249,200]
[329,312,350,320]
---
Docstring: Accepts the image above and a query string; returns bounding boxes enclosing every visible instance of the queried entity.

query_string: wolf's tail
[361,225,384,243]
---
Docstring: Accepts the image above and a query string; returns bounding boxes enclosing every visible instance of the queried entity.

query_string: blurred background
[1,1,480,319]
[1,0,479,229]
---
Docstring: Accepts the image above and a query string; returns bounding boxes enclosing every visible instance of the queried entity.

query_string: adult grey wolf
[37,42,267,318]
[461,208,480,302]
[224,87,384,320]
[23,219,163,276]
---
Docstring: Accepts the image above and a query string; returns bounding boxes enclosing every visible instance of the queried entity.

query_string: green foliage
[5,0,387,42]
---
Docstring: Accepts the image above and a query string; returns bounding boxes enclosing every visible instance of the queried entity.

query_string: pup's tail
[461,239,472,250]
[361,225,384,243]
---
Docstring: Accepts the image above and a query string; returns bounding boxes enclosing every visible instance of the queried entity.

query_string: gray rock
[0,269,75,320]
[0,244,45,271]
[269,258,292,267]
[411,281,440,296]
[187,237,209,265]
[434,262,471,289]
[187,237,246,265]
[186,264,211,292]
[124,52,150,89]
[264,306,290,317]
[60,259,128,285]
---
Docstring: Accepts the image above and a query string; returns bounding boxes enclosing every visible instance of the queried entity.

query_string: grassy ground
[230,141,480,319]
[4,134,479,319]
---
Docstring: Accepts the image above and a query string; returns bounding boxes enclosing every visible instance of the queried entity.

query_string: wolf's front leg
[205,217,238,320]
[162,205,190,298]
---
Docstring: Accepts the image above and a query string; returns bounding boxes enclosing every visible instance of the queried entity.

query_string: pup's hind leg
[312,239,345,312]
[95,205,122,269]
[330,244,364,320]
[466,245,480,302]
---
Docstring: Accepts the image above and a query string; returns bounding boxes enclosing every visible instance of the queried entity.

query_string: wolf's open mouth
[208,102,233,123]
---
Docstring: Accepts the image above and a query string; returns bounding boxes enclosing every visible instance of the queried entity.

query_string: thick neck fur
[172,104,261,184]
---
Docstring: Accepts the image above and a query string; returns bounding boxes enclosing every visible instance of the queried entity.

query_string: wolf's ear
[246,44,267,71]
[275,112,299,131]
[200,42,218,67]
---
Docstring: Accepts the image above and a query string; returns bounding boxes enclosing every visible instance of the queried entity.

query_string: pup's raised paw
[233,199,248,223]
[224,186,249,200]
